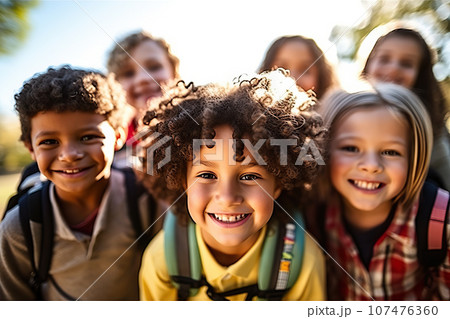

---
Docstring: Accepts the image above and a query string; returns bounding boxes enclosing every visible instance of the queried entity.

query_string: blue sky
[0,0,368,118]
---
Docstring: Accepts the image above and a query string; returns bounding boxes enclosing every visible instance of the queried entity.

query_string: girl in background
[258,35,338,99]
[107,30,180,142]
[360,27,450,190]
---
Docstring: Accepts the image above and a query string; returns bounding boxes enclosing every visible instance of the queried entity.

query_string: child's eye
[81,135,102,142]
[399,60,414,69]
[241,174,261,181]
[378,55,389,62]
[120,70,135,78]
[38,139,58,146]
[196,172,216,179]
[341,146,359,153]
[146,64,163,72]
[382,149,401,156]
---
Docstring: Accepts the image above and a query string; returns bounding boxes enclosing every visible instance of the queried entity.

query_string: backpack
[415,181,449,268]
[4,162,41,213]
[2,167,155,300]
[163,210,305,301]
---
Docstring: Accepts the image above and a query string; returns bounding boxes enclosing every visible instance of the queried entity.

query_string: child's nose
[135,68,154,85]
[215,180,243,206]
[357,152,383,174]
[58,144,83,162]
[386,62,401,76]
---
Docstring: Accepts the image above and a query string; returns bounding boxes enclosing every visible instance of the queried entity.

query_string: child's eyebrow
[34,126,103,138]
[35,131,57,138]
[334,135,408,146]
[197,160,218,167]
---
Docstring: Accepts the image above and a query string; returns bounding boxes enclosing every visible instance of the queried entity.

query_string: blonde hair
[321,82,433,210]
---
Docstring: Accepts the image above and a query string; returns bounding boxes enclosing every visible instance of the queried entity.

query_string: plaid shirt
[325,196,450,301]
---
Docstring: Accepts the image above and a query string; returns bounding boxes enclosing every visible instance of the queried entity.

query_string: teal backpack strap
[257,212,305,300]
[163,211,202,300]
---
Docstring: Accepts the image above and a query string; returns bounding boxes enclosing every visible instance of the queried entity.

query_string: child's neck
[201,229,261,267]
[342,200,394,231]
[54,179,109,226]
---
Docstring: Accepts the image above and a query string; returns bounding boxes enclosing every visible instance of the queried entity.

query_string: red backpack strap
[415,182,449,268]
[428,188,449,250]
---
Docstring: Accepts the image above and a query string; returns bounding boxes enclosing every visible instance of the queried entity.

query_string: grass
[0,173,20,219]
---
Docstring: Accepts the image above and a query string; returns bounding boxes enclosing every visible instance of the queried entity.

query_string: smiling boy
[138,70,326,300]
[0,66,157,300]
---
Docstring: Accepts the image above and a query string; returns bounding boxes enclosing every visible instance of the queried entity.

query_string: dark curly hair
[15,65,129,144]
[138,69,326,220]
[258,35,338,99]
[361,28,448,138]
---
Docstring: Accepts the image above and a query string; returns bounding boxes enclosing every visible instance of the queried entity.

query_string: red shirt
[69,208,99,236]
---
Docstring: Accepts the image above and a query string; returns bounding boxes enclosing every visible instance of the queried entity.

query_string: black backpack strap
[170,275,288,301]
[4,162,42,217]
[18,181,54,299]
[121,168,154,250]
[38,182,54,285]
[416,181,450,267]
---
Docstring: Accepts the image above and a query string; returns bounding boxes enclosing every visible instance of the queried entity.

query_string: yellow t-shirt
[139,225,326,300]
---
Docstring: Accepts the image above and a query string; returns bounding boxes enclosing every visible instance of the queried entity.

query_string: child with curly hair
[360,27,450,191]
[319,83,450,300]
[0,66,159,300]
[107,30,179,143]
[258,35,339,99]
[138,69,327,300]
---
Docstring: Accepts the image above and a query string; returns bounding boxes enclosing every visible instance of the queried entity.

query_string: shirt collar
[50,179,112,241]
[196,225,267,282]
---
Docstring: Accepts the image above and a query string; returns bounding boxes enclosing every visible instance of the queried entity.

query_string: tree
[0,0,38,56]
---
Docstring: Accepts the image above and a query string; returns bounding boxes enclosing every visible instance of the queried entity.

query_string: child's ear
[24,141,36,161]
[273,185,282,200]
[114,127,127,151]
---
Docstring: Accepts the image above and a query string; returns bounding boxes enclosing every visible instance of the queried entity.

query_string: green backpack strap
[163,211,202,300]
[257,212,305,300]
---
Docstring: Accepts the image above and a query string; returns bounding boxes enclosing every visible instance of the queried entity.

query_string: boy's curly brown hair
[15,65,130,144]
[138,69,326,219]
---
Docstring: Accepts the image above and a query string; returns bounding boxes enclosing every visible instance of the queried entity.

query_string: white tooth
[361,181,367,189]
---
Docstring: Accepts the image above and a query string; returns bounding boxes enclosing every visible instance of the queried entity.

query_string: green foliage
[0,116,33,173]
[0,0,39,56]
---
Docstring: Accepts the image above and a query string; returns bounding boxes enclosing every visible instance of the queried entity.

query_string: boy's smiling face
[27,111,124,202]
[186,125,281,258]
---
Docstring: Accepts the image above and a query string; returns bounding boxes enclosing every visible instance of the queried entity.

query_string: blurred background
[0,0,449,211]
